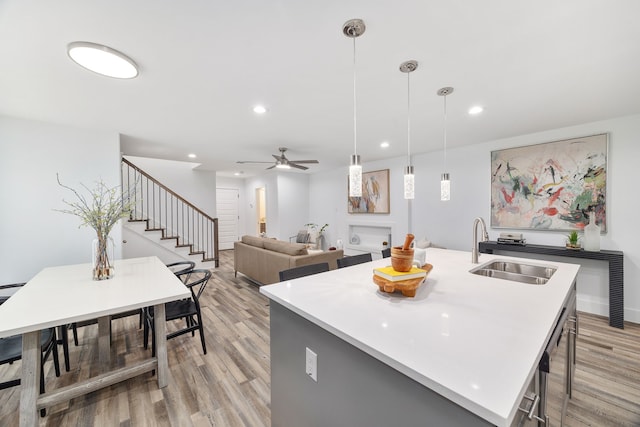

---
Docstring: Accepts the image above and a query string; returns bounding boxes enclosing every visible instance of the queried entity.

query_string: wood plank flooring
[0,250,639,426]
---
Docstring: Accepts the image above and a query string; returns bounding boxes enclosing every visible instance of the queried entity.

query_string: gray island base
[271,302,494,427]
[262,249,580,426]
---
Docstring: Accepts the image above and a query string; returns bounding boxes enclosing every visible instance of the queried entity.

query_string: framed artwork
[491,133,607,232]
[348,169,390,214]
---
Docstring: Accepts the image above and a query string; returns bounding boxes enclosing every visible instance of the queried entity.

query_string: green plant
[305,223,329,236]
[567,230,580,246]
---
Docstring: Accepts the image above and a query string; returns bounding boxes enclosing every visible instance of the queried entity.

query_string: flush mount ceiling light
[438,87,454,201]
[343,18,366,198]
[188,153,197,159]
[67,41,138,79]
[380,141,390,148]
[253,105,267,114]
[469,105,484,115]
[400,60,418,200]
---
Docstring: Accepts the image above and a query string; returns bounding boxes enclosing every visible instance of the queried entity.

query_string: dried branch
[55,173,136,239]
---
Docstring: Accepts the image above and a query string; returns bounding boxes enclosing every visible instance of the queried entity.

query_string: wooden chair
[337,253,373,268]
[279,262,330,282]
[0,287,61,417]
[144,269,211,355]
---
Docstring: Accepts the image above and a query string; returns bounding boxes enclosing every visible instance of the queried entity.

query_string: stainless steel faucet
[472,217,489,263]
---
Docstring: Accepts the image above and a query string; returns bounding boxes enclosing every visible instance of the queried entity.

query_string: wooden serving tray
[372,264,433,297]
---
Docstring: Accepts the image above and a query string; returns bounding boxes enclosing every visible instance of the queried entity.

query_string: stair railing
[121,158,219,267]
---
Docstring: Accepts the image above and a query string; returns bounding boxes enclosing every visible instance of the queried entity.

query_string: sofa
[234,235,344,285]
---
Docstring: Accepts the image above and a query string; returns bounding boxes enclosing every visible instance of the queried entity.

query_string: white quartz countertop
[260,248,580,427]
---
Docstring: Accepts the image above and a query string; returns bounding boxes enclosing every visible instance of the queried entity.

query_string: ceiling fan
[237,147,319,170]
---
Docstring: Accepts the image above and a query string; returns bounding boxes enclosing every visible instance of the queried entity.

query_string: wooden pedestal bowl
[373,264,434,297]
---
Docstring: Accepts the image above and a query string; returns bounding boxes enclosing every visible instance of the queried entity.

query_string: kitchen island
[260,248,580,427]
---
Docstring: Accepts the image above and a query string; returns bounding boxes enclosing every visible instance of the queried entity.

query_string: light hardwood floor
[1,250,639,426]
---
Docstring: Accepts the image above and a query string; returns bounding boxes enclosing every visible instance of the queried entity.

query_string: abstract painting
[491,134,607,232]
[348,169,390,214]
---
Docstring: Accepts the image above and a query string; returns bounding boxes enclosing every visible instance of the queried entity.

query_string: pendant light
[343,19,366,197]
[438,87,454,201]
[400,60,418,199]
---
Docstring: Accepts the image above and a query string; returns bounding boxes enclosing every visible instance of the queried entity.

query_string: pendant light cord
[443,94,447,171]
[352,37,357,157]
[407,72,411,166]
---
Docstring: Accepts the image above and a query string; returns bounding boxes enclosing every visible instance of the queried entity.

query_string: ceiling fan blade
[289,163,309,170]
[266,165,276,170]
[236,161,274,164]
[288,159,319,164]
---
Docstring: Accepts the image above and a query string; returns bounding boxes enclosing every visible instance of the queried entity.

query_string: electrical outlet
[305,347,317,382]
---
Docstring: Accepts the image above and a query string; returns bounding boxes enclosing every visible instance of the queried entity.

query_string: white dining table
[0,256,191,427]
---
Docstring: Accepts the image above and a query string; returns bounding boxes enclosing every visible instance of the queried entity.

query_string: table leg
[20,330,40,427]
[153,303,169,388]
[98,315,111,370]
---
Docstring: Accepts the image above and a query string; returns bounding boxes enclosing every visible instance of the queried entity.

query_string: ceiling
[2,1,640,177]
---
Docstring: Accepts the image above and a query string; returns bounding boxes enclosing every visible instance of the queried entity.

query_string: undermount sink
[470,260,556,285]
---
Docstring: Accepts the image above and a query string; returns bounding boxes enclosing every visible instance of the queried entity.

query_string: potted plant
[566,230,581,250]
[56,174,136,280]
[305,223,329,249]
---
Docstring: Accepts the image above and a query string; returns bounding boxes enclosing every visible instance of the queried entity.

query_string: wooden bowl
[390,246,414,272]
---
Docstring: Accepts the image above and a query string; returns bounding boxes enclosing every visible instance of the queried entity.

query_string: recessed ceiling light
[468,106,484,115]
[253,105,267,114]
[67,41,138,79]
[380,141,390,148]
[188,153,197,159]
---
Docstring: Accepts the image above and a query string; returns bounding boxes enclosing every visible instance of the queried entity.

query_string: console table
[479,241,624,329]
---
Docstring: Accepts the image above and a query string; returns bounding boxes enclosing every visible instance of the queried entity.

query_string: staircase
[121,158,219,267]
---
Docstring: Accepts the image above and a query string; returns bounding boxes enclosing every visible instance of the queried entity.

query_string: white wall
[0,116,121,284]
[124,155,217,217]
[277,173,310,241]
[242,172,311,241]
[310,114,640,323]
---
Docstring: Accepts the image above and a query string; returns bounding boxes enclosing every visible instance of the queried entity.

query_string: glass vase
[92,236,114,280]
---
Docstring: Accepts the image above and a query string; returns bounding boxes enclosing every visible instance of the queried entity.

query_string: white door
[216,188,239,250]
